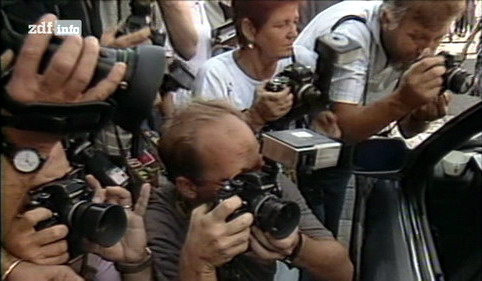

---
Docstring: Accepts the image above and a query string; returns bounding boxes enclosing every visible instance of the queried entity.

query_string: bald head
[159,100,253,182]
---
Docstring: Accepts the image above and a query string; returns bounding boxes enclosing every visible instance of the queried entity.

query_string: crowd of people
[0,0,477,281]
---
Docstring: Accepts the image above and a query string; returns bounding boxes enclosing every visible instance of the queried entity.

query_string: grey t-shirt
[146,175,333,281]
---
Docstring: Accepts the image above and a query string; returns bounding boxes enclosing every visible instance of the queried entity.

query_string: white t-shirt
[295,1,402,105]
[193,46,316,110]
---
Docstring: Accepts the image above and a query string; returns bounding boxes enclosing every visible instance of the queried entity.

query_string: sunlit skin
[193,115,264,203]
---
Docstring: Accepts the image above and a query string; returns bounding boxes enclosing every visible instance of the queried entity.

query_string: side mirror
[352,138,409,177]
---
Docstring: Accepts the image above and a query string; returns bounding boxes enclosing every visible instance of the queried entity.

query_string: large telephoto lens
[70,202,127,247]
[254,195,301,239]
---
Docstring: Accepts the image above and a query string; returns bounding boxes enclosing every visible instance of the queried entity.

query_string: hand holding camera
[181,196,253,271]
[4,207,69,265]
[250,85,293,123]
[249,226,300,261]
[396,54,447,109]
[85,175,152,264]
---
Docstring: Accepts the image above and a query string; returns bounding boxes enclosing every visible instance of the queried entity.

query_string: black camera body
[440,51,477,95]
[29,177,127,259]
[217,163,300,239]
[265,63,328,129]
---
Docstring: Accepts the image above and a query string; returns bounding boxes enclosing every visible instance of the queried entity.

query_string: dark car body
[350,101,482,281]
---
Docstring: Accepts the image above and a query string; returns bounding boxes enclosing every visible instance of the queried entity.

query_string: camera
[216,161,301,239]
[265,33,362,129]
[440,51,477,95]
[0,10,166,133]
[265,63,328,130]
[29,177,127,259]
[116,0,166,47]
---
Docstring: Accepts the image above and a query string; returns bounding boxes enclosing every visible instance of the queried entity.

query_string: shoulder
[197,50,237,78]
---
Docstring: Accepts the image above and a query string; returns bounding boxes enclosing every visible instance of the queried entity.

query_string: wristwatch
[2,142,47,173]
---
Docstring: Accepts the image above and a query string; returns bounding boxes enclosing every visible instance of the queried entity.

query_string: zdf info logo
[28,20,82,36]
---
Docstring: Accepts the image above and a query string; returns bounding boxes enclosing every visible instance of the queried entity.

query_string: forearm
[293,235,353,281]
[334,91,412,143]
[157,0,198,60]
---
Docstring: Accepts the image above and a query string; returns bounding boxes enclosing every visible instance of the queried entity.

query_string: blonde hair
[382,0,466,29]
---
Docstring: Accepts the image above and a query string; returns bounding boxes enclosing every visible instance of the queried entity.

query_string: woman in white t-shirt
[194,0,300,132]
[194,0,339,135]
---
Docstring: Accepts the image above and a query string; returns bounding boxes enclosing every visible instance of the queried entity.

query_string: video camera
[216,160,301,239]
[0,10,166,134]
[29,172,128,259]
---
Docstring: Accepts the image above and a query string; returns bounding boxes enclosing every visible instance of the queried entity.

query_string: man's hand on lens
[181,196,253,271]
[396,52,446,109]
[251,85,294,122]
[3,207,69,265]
[100,26,151,48]
[7,262,83,281]
[248,226,300,261]
[5,14,126,105]
[85,175,151,264]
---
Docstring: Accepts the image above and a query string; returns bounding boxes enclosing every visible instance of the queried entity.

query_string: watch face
[13,149,42,173]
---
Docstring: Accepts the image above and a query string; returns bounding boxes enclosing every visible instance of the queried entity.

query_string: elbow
[173,41,198,61]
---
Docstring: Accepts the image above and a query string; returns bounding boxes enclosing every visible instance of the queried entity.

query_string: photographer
[290,0,466,246]
[145,100,353,281]
[193,0,340,134]
[1,14,153,281]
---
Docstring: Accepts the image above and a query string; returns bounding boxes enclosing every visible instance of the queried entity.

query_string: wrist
[244,108,266,132]
[2,258,23,281]
[180,246,215,274]
[2,127,61,155]
[391,89,414,116]
[282,232,304,268]
[114,247,152,274]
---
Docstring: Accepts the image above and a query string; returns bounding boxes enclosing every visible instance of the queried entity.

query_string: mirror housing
[352,138,409,178]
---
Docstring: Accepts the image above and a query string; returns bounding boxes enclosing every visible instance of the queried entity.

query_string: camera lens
[254,195,301,239]
[70,202,127,247]
[445,68,476,94]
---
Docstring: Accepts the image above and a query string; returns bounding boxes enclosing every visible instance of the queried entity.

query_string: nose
[287,23,298,40]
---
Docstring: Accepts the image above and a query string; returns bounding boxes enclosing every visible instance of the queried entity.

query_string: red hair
[232,0,301,47]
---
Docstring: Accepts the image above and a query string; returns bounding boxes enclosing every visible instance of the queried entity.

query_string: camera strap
[0,82,115,134]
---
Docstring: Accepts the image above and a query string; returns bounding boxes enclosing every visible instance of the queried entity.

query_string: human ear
[175,176,198,200]
[241,18,257,44]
